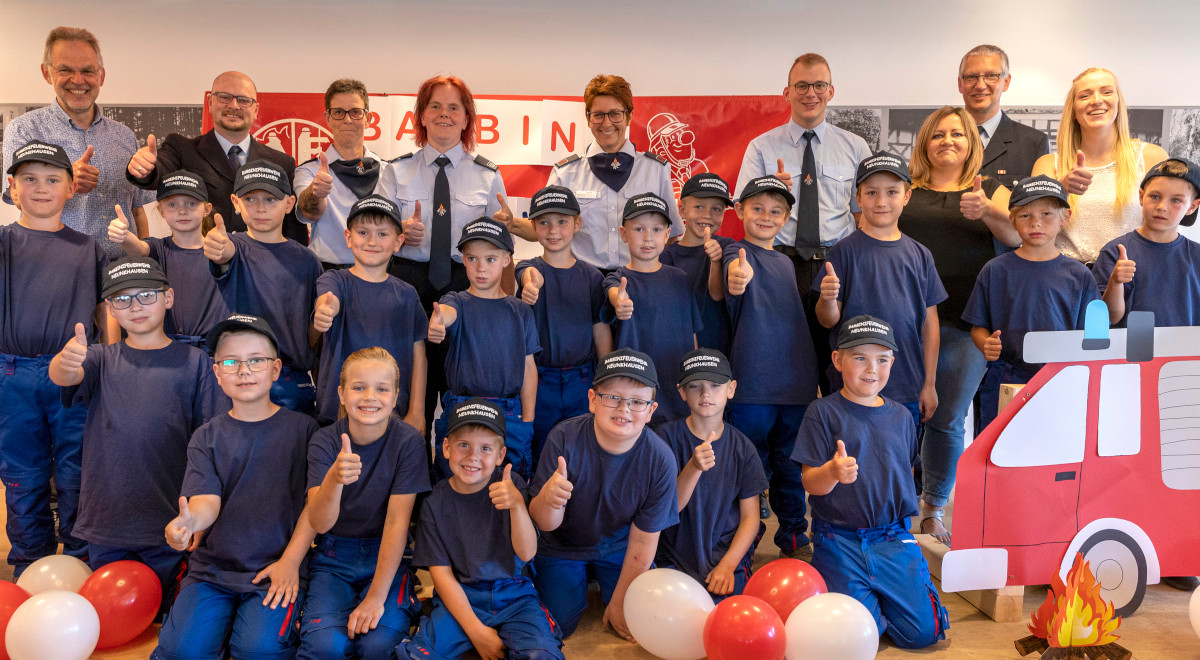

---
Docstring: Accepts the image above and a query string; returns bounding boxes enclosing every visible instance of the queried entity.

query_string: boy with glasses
[49,256,229,614]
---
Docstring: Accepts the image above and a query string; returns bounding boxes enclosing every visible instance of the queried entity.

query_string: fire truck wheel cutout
[1077,528,1148,617]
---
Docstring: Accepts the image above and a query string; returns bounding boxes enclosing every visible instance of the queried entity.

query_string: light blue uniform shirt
[379,143,505,264]
[735,119,870,248]
[294,144,384,265]
[546,140,682,270]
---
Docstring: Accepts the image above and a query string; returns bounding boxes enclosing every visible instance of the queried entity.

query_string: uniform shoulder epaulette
[555,154,581,168]
[386,152,415,163]
[299,156,319,166]
[643,151,669,165]
[473,154,499,171]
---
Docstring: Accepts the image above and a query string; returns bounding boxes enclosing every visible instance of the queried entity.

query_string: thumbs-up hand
[614,277,634,320]
[520,267,544,306]
[402,200,424,246]
[313,292,340,333]
[690,431,718,472]
[830,440,858,484]
[127,134,159,178]
[489,464,522,511]
[1064,150,1094,196]
[58,322,89,371]
[165,496,196,551]
[108,204,132,246]
[773,158,793,190]
[959,175,987,220]
[1110,244,1136,284]
[819,262,840,302]
[310,152,333,199]
[728,248,755,295]
[203,213,234,264]
[543,456,574,510]
[73,145,99,194]
[428,302,446,344]
[493,193,514,228]
[702,226,723,263]
[330,434,362,485]
[983,330,1002,361]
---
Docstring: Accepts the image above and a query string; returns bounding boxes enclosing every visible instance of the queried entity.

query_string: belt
[775,244,829,261]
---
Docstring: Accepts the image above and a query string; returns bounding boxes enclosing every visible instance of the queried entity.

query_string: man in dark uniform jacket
[958,45,1049,190]
[124,71,307,244]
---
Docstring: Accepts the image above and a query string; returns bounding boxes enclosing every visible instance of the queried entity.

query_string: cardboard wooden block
[918,533,1025,623]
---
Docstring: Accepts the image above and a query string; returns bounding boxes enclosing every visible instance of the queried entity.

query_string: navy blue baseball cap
[1140,158,1200,227]
[594,348,659,390]
[1009,175,1069,210]
[622,193,672,224]
[157,170,208,202]
[102,256,170,298]
[529,185,581,218]
[678,348,733,386]
[855,152,911,185]
[347,194,402,230]
[206,313,280,354]
[6,140,72,175]
[457,217,515,252]
[234,160,293,199]
[680,173,733,206]
[837,315,899,352]
[447,397,507,438]
[738,176,795,206]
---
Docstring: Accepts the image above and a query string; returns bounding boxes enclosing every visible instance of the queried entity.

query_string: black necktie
[429,155,452,291]
[794,130,820,257]
[227,145,243,176]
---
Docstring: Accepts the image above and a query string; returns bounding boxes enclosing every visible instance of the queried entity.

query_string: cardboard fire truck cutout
[941,302,1200,617]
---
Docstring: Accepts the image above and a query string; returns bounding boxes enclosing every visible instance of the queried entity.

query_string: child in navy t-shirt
[429,218,541,481]
[660,174,736,355]
[792,316,948,649]
[527,349,679,641]
[49,256,229,614]
[154,315,318,660]
[602,193,701,425]
[299,347,431,659]
[204,160,323,415]
[108,169,229,349]
[400,398,564,660]
[515,186,611,468]
[814,154,946,430]
[0,140,110,574]
[962,176,1099,429]
[311,195,428,428]
[655,349,767,601]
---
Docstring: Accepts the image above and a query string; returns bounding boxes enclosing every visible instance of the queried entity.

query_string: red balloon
[702,595,786,660]
[0,581,31,660]
[77,560,162,649]
[743,558,827,621]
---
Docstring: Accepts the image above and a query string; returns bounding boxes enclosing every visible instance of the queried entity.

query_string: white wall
[1,0,1198,106]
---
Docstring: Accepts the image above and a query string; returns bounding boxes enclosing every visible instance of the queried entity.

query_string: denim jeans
[919,327,988,507]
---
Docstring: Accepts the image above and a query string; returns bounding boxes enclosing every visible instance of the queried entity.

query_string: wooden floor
[4,495,1197,659]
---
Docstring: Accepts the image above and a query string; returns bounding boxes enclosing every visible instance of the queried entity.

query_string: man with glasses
[2,26,155,260]
[294,79,382,270]
[958,44,1049,189]
[125,71,306,243]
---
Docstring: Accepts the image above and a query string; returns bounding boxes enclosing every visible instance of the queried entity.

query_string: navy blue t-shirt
[315,270,427,421]
[0,223,107,356]
[306,417,430,539]
[962,252,1099,368]
[413,467,529,584]
[514,257,604,369]
[528,414,679,561]
[723,240,818,406]
[66,341,229,547]
[655,418,767,582]
[212,233,323,372]
[661,237,734,355]
[1093,230,1200,327]
[439,291,541,398]
[813,231,947,402]
[181,408,316,593]
[146,236,229,338]
[791,392,918,529]
[602,266,701,422]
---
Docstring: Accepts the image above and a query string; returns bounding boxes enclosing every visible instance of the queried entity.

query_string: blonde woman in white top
[1032,68,1167,263]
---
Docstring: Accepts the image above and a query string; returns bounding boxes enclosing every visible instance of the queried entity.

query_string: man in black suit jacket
[958,45,1049,190]
[124,71,307,244]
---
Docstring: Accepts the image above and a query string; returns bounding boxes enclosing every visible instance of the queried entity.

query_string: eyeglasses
[961,73,1005,85]
[216,357,274,374]
[587,110,628,124]
[211,91,257,108]
[327,107,367,120]
[595,392,652,412]
[108,290,163,309]
[791,81,830,95]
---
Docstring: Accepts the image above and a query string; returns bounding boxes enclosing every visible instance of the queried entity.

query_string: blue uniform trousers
[726,401,808,553]
[532,363,593,472]
[153,581,304,660]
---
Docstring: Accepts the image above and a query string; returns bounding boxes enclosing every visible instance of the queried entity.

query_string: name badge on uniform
[575,190,600,200]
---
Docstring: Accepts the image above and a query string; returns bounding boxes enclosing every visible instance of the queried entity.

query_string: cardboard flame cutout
[1028,553,1121,648]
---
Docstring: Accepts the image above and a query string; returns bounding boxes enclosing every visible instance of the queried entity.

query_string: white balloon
[15,555,92,595]
[5,590,100,660]
[624,568,714,660]
[785,592,879,660]
[1190,585,1200,640]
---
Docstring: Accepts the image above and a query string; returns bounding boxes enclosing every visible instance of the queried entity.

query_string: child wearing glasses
[108,169,230,352]
[204,160,324,415]
[527,349,679,642]
[49,256,229,615]
[154,314,318,660]
[0,140,111,576]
